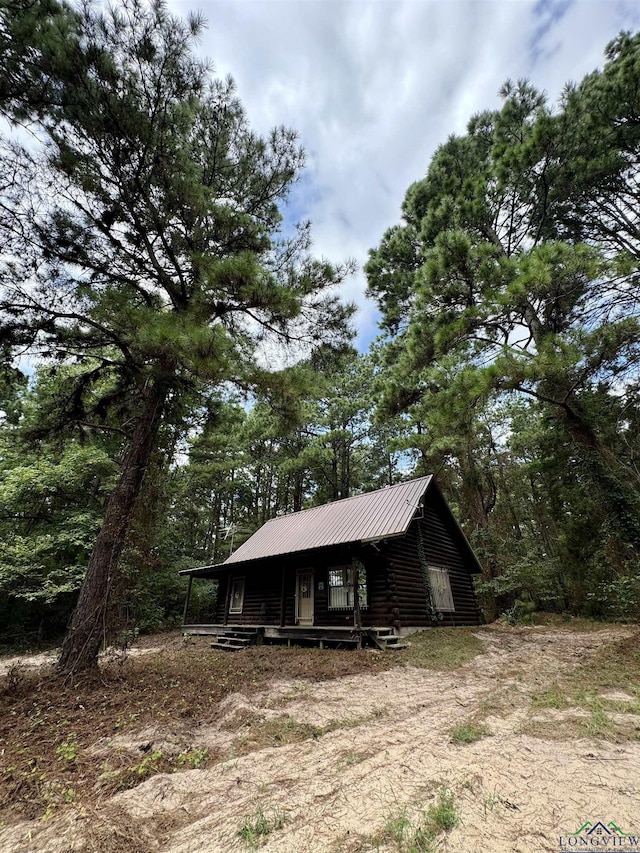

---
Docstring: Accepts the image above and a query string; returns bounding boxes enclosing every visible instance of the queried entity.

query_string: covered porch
[180,549,376,636]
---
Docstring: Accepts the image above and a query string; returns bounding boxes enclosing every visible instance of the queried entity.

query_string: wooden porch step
[211,639,249,651]
[210,628,258,652]
[367,628,408,651]
[383,637,408,650]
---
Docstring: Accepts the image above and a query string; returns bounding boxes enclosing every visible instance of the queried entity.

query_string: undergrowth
[367,787,459,852]
[524,633,640,742]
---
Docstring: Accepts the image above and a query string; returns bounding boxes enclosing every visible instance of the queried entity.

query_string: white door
[297,570,314,625]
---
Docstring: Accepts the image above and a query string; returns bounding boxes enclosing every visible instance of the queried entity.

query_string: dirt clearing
[1,623,639,852]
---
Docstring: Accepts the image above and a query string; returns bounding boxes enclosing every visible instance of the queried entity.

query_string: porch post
[223,575,231,626]
[182,575,193,627]
[279,565,286,627]
[352,564,362,631]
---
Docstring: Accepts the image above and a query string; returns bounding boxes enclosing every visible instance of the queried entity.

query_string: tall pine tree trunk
[292,470,303,513]
[58,381,167,674]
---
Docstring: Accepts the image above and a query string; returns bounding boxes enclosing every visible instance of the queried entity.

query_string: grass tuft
[238,805,286,849]
[449,721,491,745]
[424,787,458,833]
[371,787,459,852]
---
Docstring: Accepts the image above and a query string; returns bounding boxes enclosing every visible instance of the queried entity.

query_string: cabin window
[228,577,245,614]
[328,564,368,610]
[428,566,455,612]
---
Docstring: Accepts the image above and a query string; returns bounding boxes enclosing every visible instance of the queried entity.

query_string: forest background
[1,0,639,663]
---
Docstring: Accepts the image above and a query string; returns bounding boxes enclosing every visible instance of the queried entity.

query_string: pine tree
[366,35,640,603]
[0,0,352,671]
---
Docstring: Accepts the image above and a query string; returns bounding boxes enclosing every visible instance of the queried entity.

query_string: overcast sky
[171,0,640,351]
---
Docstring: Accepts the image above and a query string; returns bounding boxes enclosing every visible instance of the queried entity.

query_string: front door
[297,569,314,625]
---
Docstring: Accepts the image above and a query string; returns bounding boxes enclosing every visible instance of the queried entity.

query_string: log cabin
[180,476,483,650]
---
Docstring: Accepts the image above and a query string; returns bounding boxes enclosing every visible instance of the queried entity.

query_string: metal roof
[223,476,433,566]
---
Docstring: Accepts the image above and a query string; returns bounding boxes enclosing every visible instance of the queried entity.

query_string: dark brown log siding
[212,575,227,623]
[211,546,393,627]
[384,493,481,627]
[306,545,372,628]
[310,548,392,627]
[384,525,430,629]
[420,505,480,624]
[364,549,393,627]
[212,565,287,626]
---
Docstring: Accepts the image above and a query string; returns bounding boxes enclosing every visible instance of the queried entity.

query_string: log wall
[384,488,482,628]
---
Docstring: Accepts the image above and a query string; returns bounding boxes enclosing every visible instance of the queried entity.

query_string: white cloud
[171,0,640,350]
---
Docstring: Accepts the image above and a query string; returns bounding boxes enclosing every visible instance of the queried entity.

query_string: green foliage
[55,734,78,763]
[176,746,209,769]
[0,376,117,643]
[0,0,353,666]
[238,806,286,849]
[588,571,640,623]
[425,788,458,833]
[531,685,570,710]
[1,8,639,649]
[1,0,354,406]
[449,721,491,745]
[135,750,165,778]
[366,34,640,621]
[41,781,76,821]
[524,633,640,742]
[375,789,459,852]
[402,628,484,670]
[158,351,413,602]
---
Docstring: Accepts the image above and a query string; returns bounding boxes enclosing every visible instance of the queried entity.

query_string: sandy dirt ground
[2,625,639,852]
[0,642,177,678]
[0,651,60,677]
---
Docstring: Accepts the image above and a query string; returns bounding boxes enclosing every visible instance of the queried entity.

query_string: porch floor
[182,624,407,651]
[183,623,366,635]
